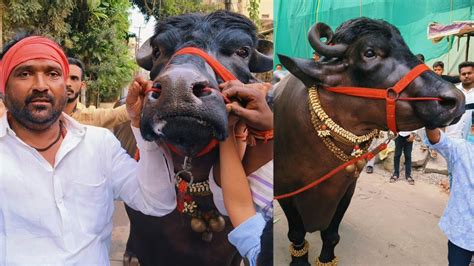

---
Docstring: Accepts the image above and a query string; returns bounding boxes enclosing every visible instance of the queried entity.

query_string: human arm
[219,117,256,227]
[424,128,463,163]
[220,81,273,175]
[110,76,175,216]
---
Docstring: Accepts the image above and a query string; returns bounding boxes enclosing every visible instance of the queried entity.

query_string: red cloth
[0,36,69,94]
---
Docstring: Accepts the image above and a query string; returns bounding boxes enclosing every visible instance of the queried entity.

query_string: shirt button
[57,199,63,204]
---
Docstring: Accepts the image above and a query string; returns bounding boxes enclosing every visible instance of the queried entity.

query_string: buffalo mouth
[151,114,227,157]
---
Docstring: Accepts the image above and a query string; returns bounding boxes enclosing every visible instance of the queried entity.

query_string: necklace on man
[31,121,64,152]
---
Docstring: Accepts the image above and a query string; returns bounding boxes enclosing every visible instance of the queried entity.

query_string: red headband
[0,36,69,94]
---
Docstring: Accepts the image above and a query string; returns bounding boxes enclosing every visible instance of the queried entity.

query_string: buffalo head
[136,10,272,156]
[279,17,465,131]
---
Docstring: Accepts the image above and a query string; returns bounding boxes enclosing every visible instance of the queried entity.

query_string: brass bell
[356,159,366,170]
[354,170,361,178]
[208,215,226,232]
[202,231,213,242]
[345,164,356,173]
[190,217,207,233]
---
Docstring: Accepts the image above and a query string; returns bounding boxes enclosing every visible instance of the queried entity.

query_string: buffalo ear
[257,39,273,56]
[278,54,347,87]
[249,39,274,73]
[136,38,154,71]
[278,54,318,87]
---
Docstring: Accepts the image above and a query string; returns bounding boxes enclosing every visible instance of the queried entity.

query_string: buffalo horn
[308,23,347,58]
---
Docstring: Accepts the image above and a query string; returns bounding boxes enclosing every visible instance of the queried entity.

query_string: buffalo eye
[363,49,376,59]
[235,47,250,58]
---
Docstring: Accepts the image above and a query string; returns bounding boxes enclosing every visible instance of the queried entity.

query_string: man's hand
[219,81,273,131]
[126,76,151,128]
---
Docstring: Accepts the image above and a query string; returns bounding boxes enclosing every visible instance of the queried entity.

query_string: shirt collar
[0,112,7,138]
[0,112,87,138]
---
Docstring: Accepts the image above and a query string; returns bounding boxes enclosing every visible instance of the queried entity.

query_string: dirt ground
[274,164,452,265]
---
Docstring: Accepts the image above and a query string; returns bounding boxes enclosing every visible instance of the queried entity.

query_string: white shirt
[0,113,173,265]
[398,131,414,137]
[445,83,474,139]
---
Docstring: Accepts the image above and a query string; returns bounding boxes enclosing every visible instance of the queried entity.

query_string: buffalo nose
[438,87,465,115]
[156,66,214,101]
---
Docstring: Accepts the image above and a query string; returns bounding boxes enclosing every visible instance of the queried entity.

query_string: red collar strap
[323,64,440,133]
[145,47,238,157]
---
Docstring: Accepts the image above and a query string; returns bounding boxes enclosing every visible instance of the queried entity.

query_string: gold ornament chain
[289,240,309,257]
[308,86,379,144]
[310,106,352,161]
[315,256,338,266]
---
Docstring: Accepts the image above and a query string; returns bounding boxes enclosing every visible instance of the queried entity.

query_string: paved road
[274,166,450,265]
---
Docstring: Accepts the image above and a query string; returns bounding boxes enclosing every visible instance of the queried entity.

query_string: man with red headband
[0,35,175,264]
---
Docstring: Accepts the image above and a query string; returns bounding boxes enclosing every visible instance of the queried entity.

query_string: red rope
[143,47,237,157]
[324,64,441,133]
[274,141,389,200]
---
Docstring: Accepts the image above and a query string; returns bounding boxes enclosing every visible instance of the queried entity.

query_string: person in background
[390,131,416,185]
[272,64,289,84]
[445,61,474,140]
[312,51,320,61]
[432,61,460,84]
[416,53,425,63]
[63,57,129,129]
[424,128,473,265]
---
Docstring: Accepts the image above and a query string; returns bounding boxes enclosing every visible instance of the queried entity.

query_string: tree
[132,0,223,21]
[2,0,136,104]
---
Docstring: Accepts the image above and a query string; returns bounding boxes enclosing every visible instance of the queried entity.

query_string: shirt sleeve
[228,213,266,266]
[423,130,461,164]
[93,105,130,129]
[108,127,176,216]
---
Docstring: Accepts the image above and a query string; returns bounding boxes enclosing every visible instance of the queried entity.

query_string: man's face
[4,59,67,130]
[460,66,473,88]
[66,64,84,103]
[433,66,443,76]
[276,65,282,70]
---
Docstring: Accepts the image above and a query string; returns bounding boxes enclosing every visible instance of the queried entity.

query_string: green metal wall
[274,0,473,67]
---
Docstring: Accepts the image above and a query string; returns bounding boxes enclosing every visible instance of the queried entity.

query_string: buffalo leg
[124,204,140,266]
[279,198,310,266]
[318,182,356,263]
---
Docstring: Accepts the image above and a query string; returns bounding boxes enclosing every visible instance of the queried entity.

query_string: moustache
[25,91,55,104]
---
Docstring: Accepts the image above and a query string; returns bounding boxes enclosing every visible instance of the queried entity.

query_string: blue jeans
[393,135,413,177]
[448,240,473,266]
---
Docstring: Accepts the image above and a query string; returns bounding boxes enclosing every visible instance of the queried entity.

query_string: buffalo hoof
[123,251,140,266]
[290,253,310,266]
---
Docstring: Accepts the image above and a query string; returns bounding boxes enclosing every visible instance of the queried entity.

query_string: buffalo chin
[158,116,227,157]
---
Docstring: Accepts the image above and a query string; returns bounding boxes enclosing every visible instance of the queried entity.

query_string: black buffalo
[121,10,272,266]
[274,17,465,265]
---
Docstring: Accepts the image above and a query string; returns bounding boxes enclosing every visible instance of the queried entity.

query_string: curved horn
[308,23,347,58]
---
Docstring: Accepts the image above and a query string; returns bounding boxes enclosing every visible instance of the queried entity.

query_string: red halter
[144,47,237,157]
[323,64,441,133]
[274,64,442,200]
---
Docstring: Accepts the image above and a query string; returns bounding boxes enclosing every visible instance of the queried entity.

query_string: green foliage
[2,0,136,103]
[132,0,223,21]
[247,0,261,29]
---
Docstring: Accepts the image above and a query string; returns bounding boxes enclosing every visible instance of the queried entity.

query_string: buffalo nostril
[149,83,162,100]
[192,83,212,98]
[438,95,457,110]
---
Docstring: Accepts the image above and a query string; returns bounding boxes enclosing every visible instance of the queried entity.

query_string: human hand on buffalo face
[126,76,152,128]
[219,81,273,132]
